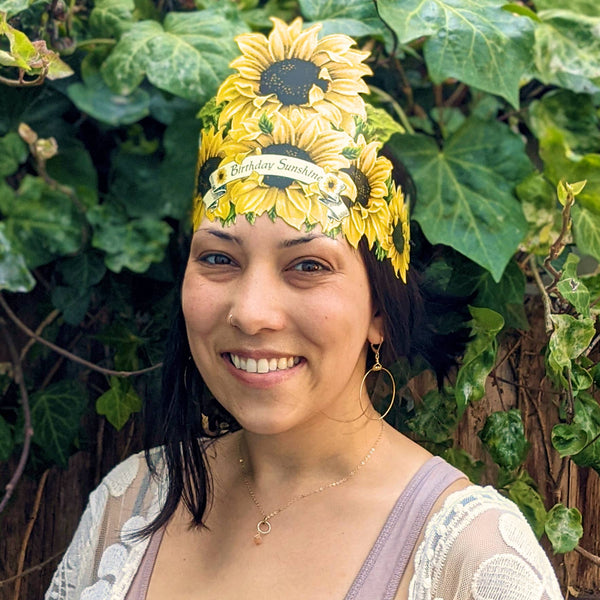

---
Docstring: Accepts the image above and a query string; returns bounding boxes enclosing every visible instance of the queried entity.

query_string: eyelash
[292,259,329,273]
[197,254,329,274]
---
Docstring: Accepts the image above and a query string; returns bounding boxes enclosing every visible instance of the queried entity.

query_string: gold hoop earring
[359,342,396,421]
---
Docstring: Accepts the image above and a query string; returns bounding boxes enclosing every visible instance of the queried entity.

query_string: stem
[12,470,49,600]
[0,294,162,378]
[544,193,575,293]
[368,85,415,134]
[575,545,600,568]
[528,255,554,334]
[75,38,117,49]
[0,321,33,515]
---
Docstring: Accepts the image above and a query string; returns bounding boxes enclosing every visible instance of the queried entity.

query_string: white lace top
[45,451,564,600]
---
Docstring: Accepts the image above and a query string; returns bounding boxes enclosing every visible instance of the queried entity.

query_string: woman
[46,17,564,600]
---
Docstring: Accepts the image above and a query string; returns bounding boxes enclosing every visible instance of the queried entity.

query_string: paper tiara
[192,17,410,282]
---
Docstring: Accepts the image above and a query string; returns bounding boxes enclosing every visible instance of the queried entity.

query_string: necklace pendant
[254,518,271,545]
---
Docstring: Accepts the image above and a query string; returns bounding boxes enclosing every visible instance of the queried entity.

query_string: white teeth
[229,353,299,373]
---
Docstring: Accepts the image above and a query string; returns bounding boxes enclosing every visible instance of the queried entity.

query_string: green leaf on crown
[259,113,274,136]
[101,7,249,104]
[390,118,531,281]
[377,0,535,108]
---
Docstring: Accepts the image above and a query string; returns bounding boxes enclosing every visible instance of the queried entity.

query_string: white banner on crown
[202,154,350,221]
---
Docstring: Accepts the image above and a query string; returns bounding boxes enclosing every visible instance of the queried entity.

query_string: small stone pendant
[253,532,263,545]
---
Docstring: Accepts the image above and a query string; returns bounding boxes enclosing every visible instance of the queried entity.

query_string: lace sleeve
[44,451,165,600]
[408,486,564,600]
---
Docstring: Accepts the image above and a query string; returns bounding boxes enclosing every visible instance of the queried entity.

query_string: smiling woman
[45,17,564,600]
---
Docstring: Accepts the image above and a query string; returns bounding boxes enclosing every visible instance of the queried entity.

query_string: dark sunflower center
[342,165,371,207]
[262,143,312,189]
[196,156,222,196]
[259,58,328,105]
[392,222,405,253]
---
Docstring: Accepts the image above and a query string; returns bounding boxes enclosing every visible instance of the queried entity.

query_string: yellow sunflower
[223,110,356,231]
[382,183,410,283]
[216,17,371,130]
[340,138,394,249]
[192,126,231,229]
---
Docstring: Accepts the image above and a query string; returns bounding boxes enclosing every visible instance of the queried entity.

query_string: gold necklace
[238,421,384,545]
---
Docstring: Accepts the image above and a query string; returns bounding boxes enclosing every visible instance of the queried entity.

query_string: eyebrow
[198,229,331,248]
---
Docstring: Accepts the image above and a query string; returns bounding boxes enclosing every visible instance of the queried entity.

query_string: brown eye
[292,260,327,273]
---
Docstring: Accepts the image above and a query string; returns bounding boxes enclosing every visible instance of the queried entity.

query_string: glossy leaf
[552,423,588,457]
[528,90,600,155]
[545,504,583,553]
[30,380,88,468]
[87,203,171,273]
[0,0,29,18]
[377,0,534,107]
[51,285,92,325]
[547,314,596,386]
[89,0,135,38]
[101,8,248,103]
[455,307,504,415]
[534,0,599,15]
[0,414,14,461]
[389,119,530,281]
[506,478,547,539]
[556,254,591,317]
[0,176,85,269]
[534,10,600,94]
[67,73,151,127]
[479,409,530,471]
[299,0,387,39]
[96,377,142,430]
[0,222,35,292]
[408,388,458,444]
[572,204,600,262]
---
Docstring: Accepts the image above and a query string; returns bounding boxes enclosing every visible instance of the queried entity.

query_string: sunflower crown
[192,17,410,282]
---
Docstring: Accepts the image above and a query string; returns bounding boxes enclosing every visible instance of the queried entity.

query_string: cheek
[181,271,216,337]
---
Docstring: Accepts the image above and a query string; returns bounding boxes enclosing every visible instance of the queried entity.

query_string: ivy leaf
[535,0,599,16]
[0,175,85,269]
[389,119,530,281]
[546,314,595,387]
[516,172,563,256]
[545,504,584,553]
[0,0,30,18]
[87,202,171,273]
[479,409,530,471]
[89,0,135,38]
[299,0,387,39]
[67,72,150,127]
[96,377,142,430]
[408,388,458,444]
[96,322,145,371]
[51,285,92,325]
[101,8,248,103]
[456,307,504,416]
[30,380,88,468]
[556,254,591,317]
[0,130,27,177]
[534,10,600,94]
[377,0,534,108]
[442,447,485,484]
[0,414,14,461]
[528,90,600,155]
[505,478,547,539]
[572,204,600,262]
[552,423,588,457]
[0,222,35,292]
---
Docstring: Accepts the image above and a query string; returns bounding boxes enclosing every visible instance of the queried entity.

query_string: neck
[238,415,384,490]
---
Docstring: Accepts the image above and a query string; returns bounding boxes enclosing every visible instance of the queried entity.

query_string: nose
[229,264,285,335]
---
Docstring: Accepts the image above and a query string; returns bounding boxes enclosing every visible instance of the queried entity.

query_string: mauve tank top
[125,456,465,600]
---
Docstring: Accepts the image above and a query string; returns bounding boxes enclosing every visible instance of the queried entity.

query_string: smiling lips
[228,353,301,373]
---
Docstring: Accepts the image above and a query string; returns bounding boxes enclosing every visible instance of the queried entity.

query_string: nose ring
[228,313,234,327]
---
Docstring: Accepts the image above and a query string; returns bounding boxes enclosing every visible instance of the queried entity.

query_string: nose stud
[228,314,234,327]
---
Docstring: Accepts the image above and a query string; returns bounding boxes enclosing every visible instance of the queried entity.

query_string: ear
[367,308,385,346]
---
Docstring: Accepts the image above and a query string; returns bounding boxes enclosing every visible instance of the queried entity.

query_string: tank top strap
[124,527,165,600]
[344,456,466,600]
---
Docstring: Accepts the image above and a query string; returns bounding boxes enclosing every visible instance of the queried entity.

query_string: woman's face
[182,214,383,434]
